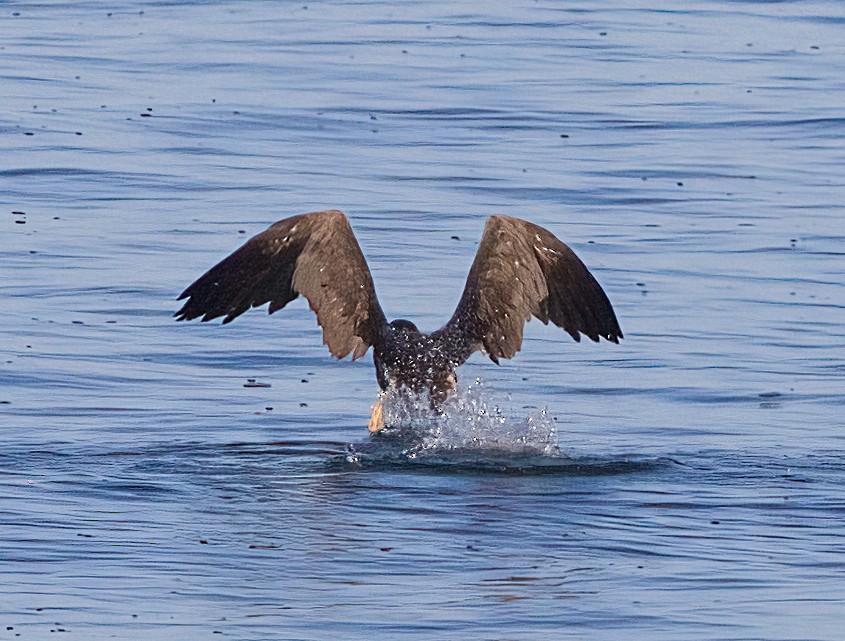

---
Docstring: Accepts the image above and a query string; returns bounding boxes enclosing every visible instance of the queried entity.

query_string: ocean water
[2,1,844,639]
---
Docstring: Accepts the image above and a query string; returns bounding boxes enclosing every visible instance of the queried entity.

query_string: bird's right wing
[434,215,622,365]
[175,210,387,360]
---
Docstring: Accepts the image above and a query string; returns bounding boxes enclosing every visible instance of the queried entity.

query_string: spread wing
[434,214,622,365]
[175,210,387,360]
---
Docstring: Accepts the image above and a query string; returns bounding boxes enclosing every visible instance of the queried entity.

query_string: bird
[175,210,622,432]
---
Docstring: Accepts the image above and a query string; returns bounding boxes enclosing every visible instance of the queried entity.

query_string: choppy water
[2,1,844,639]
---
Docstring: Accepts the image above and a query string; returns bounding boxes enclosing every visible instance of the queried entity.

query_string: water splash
[345,379,566,469]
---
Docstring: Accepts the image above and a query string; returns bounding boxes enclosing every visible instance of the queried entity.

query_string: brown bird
[175,210,622,431]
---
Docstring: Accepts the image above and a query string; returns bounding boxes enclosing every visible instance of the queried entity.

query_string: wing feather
[435,215,622,364]
[175,210,387,360]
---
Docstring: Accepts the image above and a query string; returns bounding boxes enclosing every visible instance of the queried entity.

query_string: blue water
[2,1,844,639]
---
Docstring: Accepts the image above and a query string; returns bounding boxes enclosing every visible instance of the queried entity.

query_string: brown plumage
[176,210,622,428]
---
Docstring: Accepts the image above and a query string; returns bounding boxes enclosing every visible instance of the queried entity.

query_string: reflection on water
[2,0,845,639]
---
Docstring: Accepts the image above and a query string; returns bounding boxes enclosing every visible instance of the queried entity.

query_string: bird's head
[389,319,421,334]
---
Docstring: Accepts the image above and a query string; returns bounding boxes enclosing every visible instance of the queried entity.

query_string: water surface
[2,1,844,639]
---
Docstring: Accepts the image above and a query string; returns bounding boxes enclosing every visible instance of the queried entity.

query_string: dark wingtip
[174,289,194,321]
[174,303,190,321]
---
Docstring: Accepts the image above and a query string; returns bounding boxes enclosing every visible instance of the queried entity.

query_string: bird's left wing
[175,210,387,360]
[433,214,622,365]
